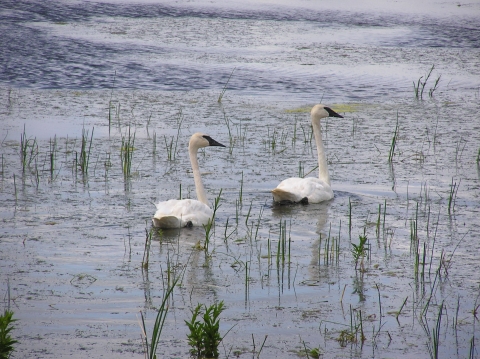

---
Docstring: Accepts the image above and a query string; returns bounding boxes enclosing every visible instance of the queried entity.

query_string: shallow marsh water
[1,1,480,358]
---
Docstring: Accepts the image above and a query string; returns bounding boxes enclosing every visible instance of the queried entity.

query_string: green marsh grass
[245,261,250,302]
[413,65,440,99]
[142,227,154,270]
[140,270,182,359]
[164,110,185,161]
[163,135,176,161]
[351,235,368,271]
[203,190,222,254]
[239,171,243,205]
[78,127,94,176]
[252,334,268,359]
[301,165,318,178]
[108,71,116,136]
[395,297,408,321]
[20,125,38,173]
[428,301,444,359]
[348,197,352,237]
[185,301,226,358]
[223,112,235,155]
[152,131,156,156]
[218,67,236,103]
[376,203,381,238]
[120,126,135,178]
[0,310,18,359]
[448,177,459,214]
[388,114,399,163]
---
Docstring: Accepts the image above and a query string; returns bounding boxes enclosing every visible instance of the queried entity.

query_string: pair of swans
[152,104,343,229]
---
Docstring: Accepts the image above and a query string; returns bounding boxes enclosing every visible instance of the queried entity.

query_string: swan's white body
[272,104,343,204]
[152,133,225,229]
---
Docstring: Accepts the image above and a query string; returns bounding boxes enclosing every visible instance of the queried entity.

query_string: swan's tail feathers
[272,188,301,203]
[152,215,182,229]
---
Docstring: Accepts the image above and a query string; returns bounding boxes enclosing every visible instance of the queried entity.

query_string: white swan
[152,133,225,229]
[271,104,343,204]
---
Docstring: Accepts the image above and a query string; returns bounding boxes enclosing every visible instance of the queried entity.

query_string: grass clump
[203,190,222,254]
[0,310,18,359]
[139,270,182,359]
[413,64,441,99]
[185,301,225,358]
[120,126,135,178]
[351,235,368,271]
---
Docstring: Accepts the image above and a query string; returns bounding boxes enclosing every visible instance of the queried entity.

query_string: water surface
[1,1,480,358]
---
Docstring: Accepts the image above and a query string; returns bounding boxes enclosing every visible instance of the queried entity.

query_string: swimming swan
[271,104,343,204]
[152,133,225,229]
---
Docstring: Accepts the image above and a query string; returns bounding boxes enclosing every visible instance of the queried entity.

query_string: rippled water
[1,1,480,358]
[1,0,479,99]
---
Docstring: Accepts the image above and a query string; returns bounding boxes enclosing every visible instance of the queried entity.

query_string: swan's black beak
[203,135,226,147]
[324,107,344,118]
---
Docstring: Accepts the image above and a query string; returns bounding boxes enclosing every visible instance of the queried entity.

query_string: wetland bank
[1,0,480,358]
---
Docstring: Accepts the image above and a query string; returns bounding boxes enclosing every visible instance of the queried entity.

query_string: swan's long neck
[189,144,209,205]
[312,117,331,186]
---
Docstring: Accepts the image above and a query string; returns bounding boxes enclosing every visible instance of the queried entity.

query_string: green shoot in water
[185,301,226,358]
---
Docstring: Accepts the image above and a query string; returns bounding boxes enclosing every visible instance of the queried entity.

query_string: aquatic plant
[448,177,460,214]
[301,340,321,359]
[185,301,225,358]
[203,189,222,253]
[251,334,268,358]
[164,110,185,161]
[152,131,156,156]
[20,125,38,173]
[48,135,57,181]
[120,125,135,178]
[142,226,154,270]
[351,235,368,270]
[223,112,235,155]
[413,65,441,99]
[388,113,399,163]
[395,297,408,321]
[218,67,236,103]
[79,127,94,176]
[139,269,183,359]
[0,310,18,359]
[108,71,117,136]
[427,301,444,359]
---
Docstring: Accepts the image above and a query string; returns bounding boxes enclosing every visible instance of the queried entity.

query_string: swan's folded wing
[272,177,333,203]
[271,187,302,203]
[302,178,333,203]
[153,199,213,228]
[272,178,305,202]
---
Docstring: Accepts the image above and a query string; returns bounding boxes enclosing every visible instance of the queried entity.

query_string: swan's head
[311,104,344,121]
[189,133,226,150]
